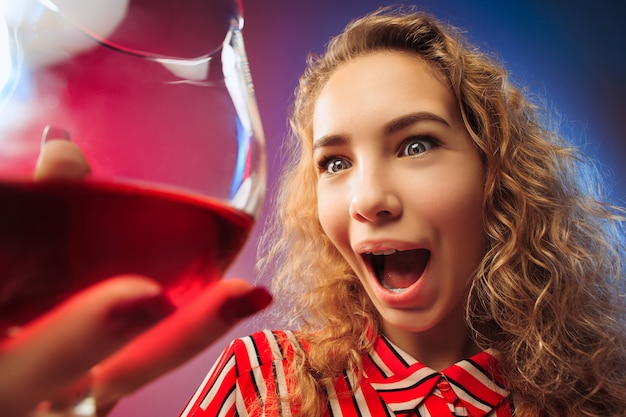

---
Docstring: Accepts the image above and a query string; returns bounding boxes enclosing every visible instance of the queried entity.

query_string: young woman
[180,7,626,417]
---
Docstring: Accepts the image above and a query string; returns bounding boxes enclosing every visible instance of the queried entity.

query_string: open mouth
[363,249,431,293]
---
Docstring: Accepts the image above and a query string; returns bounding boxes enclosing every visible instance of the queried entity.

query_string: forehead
[313,51,457,136]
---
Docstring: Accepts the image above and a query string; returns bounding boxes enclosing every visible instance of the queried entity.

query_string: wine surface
[0,180,253,333]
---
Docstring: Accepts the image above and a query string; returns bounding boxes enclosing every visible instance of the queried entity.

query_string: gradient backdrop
[111,1,625,415]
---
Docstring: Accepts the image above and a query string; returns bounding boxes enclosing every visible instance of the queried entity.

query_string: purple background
[111,1,626,415]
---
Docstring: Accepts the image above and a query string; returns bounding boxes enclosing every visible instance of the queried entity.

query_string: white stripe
[368,349,394,377]
[326,383,343,416]
[242,335,261,369]
[454,404,469,416]
[234,382,250,417]
[179,341,235,416]
[456,359,509,397]
[200,355,236,410]
[252,365,269,408]
[386,396,426,413]
[454,385,492,413]
[264,329,285,360]
[284,330,301,358]
[416,401,433,417]
[274,357,292,416]
[198,355,237,410]
[352,384,375,417]
[369,366,436,391]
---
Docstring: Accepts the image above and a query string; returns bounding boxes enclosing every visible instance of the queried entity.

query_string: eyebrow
[312,134,347,151]
[384,111,450,135]
[313,111,450,151]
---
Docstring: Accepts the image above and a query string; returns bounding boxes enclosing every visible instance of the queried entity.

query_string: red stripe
[331,374,361,417]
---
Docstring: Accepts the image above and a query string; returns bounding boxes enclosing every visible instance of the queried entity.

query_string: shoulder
[179,330,305,417]
[226,329,303,373]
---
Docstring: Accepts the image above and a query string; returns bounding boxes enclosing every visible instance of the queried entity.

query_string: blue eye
[317,157,351,174]
[326,158,350,173]
[400,136,437,156]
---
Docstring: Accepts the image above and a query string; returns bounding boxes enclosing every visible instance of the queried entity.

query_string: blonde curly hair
[259,6,626,416]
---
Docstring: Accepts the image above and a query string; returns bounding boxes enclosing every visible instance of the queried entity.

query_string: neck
[380,304,480,371]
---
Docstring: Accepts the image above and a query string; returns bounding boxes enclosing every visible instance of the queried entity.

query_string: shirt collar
[362,334,510,417]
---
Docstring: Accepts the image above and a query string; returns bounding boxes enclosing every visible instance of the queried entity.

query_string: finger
[34,126,91,181]
[93,278,272,409]
[0,276,174,417]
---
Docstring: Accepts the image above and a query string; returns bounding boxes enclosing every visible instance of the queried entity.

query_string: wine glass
[0,0,265,415]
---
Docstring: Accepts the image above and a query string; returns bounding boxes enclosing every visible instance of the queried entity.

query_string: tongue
[381,249,430,290]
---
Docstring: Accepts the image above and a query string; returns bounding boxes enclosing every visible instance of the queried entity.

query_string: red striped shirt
[179,330,512,417]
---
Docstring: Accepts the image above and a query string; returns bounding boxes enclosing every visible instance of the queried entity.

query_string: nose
[349,171,402,223]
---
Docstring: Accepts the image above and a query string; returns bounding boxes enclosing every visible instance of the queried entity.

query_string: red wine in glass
[0,180,253,335]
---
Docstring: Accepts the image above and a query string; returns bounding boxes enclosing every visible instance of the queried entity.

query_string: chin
[380,309,441,334]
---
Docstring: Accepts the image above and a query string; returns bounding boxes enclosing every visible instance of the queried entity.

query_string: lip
[355,239,423,254]
[356,240,431,308]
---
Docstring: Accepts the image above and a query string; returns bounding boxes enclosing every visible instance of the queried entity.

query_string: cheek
[408,159,485,258]
[317,184,363,278]
[317,186,345,245]
[434,177,486,271]
[443,182,483,229]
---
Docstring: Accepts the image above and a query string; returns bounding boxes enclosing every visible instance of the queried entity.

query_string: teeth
[381,281,407,293]
[368,249,397,256]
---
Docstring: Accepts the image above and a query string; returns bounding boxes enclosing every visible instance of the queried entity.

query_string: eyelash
[315,135,440,175]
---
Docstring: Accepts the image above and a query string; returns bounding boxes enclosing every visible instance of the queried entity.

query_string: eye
[317,156,351,174]
[399,136,438,157]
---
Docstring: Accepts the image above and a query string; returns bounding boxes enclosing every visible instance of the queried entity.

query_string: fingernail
[37,372,93,411]
[41,125,71,145]
[107,294,176,336]
[218,287,273,323]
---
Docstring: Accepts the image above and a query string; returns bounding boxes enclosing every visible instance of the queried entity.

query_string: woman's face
[313,51,486,343]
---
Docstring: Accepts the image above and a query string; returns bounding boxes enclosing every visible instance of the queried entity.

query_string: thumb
[34,126,91,181]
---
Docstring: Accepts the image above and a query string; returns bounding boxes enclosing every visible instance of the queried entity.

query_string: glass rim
[36,0,245,61]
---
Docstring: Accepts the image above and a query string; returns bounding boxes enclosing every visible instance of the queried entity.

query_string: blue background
[111,1,626,415]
